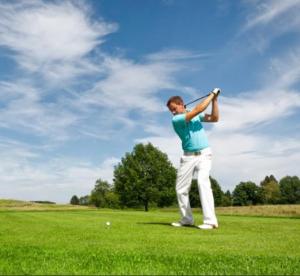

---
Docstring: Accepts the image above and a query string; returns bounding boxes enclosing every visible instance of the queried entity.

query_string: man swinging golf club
[166,88,220,230]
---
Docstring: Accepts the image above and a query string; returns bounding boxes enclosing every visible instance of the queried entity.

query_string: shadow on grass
[137,222,198,228]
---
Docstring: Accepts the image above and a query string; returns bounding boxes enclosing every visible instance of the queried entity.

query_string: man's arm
[203,96,219,123]
[185,93,215,122]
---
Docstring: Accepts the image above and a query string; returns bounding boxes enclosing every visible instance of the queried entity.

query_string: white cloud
[243,0,300,31]
[0,47,188,142]
[209,133,300,189]
[0,0,117,82]
[215,89,300,133]
[267,51,300,89]
[0,138,120,203]
[146,49,211,62]
[240,0,300,52]
[0,81,79,140]
[0,1,194,142]
[75,56,182,114]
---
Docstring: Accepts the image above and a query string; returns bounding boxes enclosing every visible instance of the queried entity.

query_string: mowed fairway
[0,207,300,275]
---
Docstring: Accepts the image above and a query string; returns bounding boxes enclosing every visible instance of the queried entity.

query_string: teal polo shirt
[172,113,209,152]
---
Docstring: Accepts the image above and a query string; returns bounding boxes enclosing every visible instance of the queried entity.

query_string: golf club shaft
[184,93,211,108]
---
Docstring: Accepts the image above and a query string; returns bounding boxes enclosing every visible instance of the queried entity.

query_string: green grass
[0,208,299,275]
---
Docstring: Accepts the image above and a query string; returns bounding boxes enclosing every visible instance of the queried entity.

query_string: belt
[184,151,202,156]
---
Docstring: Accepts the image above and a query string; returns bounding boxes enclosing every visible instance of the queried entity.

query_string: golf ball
[106,221,111,226]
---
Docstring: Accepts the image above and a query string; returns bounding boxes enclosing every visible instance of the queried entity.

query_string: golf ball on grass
[106,221,111,226]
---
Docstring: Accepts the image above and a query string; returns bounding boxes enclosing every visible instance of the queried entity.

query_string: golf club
[184,88,220,108]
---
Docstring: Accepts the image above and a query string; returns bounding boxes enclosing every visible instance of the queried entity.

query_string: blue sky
[0,0,300,203]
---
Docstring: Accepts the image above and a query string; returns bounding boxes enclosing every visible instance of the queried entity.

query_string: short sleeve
[172,114,186,128]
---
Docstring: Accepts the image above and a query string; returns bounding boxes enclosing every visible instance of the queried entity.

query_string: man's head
[166,96,186,115]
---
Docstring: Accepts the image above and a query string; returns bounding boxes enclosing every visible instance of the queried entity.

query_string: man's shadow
[137,222,198,228]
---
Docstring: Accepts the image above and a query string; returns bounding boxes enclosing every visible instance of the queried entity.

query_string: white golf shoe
[171,222,194,227]
[197,224,218,230]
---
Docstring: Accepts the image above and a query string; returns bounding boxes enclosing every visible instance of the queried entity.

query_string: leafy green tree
[90,179,110,207]
[259,175,281,204]
[232,181,262,206]
[222,190,232,206]
[70,195,79,205]
[211,177,224,207]
[260,175,277,187]
[114,143,176,211]
[105,190,120,208]
[79,195,90,206]
[279,176,300,204]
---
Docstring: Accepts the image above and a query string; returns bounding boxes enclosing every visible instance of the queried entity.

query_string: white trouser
[176,147,218,226]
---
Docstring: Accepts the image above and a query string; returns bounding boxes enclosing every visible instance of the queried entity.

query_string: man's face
[168,102,185,115]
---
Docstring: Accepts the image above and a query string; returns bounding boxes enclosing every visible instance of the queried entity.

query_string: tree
[222,190,232,206]
[211,177,224,207]
[114,143,176,211]
[232,181,262,206]
[90,179,110,207]
[279,176,300,204]
[259,175,281,204]
[105,190,120,208]
[260,175,277,187]
[79,195,90,206]
[70,195,79,205]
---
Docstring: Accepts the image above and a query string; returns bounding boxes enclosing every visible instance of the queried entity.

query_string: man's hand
[203,88,220,123]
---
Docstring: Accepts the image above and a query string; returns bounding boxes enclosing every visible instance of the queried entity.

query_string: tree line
[70,143,300,210]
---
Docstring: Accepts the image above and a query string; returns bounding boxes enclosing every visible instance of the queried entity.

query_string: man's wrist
[210,92,217,99]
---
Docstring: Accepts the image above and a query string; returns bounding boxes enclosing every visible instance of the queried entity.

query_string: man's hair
[166,96,184,107]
